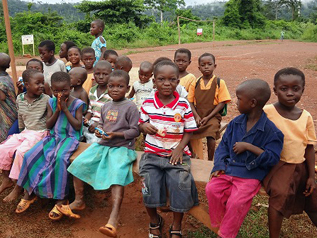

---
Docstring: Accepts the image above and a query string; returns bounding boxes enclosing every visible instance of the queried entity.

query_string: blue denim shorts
[139,153,199,212]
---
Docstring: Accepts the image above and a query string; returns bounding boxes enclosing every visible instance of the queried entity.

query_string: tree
[222,0,241,28]
[280,0,301,20]
[145,0,185,23]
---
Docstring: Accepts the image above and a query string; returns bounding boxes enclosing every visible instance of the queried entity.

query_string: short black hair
[38,40,55,52]
[140,61,153,71]
[26,58,43,70]
[0,53,10,69]
[82,47,95,56]
[174,48,191,61]
[115,56,132,69]
[103,49,118,59]
[22,69,42,83]
[63,41,76,51]
[108,70,130,85]
[153,57,172,67]
[68,46,81,55]
[153,60,179,78]
[93,19,105,31]
[51,72,70,85]
[94,60,112,72]
[198,53,215,64]
[274,67,305,87]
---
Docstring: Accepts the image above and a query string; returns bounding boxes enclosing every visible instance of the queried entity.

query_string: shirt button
[233,160,235,162]
[163,112,166,115]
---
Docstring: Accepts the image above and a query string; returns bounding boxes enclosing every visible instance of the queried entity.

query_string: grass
[305,56,317,71]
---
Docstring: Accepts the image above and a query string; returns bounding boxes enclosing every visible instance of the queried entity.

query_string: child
[90,19,107,65]
[0,53,17,143]
[263,67,317,237]
[114,55,132,73]
[205,79,284,238]
[174,48,196,92]
[0,69,50,203]
[67,46,83,72]
[81,47,96,94]
[83,61,112,143]
[139,61,199,237]
[187,53,231,161]
[69,67,89,110]
[103,49,118,71]
[59,41,76,63]
[16,72,85,220]
[128,61,153,110]
[57,70,139,238]
[38,40,66,87]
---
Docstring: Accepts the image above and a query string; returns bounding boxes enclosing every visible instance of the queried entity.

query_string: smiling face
[274,74,304,108]
[25,73,45,96]
[107,76,130,102]
[198,55,216,77]
[154,65,179,97]
[68,48,81,66]
[174,52,191,73]
[94,65,112,87]
[82,52,95,70]
[38,46,53,63]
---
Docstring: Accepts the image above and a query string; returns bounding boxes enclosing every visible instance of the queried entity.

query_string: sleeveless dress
[17,98,85,200]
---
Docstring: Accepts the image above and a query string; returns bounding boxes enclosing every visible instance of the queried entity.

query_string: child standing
[90,19,107,65]
[38,40,66,87]
[103,49,118,71]
[66,46,83,72]
[263,67,317,237]
[139,61,199,238]
[83,61,112,143]
[59,41,76,64]
[58,70,139,238]
[0,69,50,202]
[69,67,89,109]
[205,79,284,238]
[16,72,85,220]
[81,47,96,94]
[0,53,17,143]
[187,53,231,161]
[128,61,153,110]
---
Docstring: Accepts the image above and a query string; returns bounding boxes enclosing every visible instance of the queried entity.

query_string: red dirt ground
[2,40,317,238]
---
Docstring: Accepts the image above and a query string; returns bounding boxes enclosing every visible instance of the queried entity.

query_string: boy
[114,55,132,73]
[139,61,198,237]
[187,53,231,161]
[174,48,196,92]
[81,47,96,94]
[103,49,118,71]
[90,19,107,65]
[69,67,89,112]
[38,40,66,87]
[205,79,284,238]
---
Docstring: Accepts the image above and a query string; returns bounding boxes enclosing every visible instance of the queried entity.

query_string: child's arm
[139,104,158,135]
[189,102,201,126]
[61,99,83,131]
[304,144,315,196]
[233,142,264,156]
[127,86,135,99]
[169,132,192,165]
[200,102,226,126]
[80,91,89,115]
[46,101,60,129]
[0,89,5,101]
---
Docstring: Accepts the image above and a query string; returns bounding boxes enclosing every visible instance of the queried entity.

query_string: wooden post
[2,0,17,87]
[213,19,215,45]
[177,16,181,45]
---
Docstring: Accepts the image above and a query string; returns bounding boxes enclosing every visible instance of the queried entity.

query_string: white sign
[21,35,34,45]
[197,28,203,36]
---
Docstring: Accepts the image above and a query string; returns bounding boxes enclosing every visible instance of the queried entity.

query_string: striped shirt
[88,85,112,122]
[17,93,50,131]
[139,91,197,157]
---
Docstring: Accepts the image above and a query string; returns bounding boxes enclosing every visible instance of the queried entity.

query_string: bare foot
[3,185,23,202]
[69,199,86,211]
[0,178,14,194]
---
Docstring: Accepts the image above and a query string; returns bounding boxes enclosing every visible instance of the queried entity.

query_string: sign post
[21,35,35,56]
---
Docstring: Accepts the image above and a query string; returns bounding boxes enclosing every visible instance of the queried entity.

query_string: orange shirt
[180,73,196,92]
[82,73,94,94]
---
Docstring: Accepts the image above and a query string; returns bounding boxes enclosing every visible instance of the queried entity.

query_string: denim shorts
[139,153,199,212]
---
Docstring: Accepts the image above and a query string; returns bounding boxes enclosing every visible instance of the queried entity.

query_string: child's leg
[170,212,184,238]
[145,207,162,237]
[0,170,13,194]
[69,176,86,210]
[268,206,284,238]
[206,137,216,161]
[3,183,23,202]
[107,185,124,227]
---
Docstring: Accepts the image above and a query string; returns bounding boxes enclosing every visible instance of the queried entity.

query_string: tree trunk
[160,10,163,24]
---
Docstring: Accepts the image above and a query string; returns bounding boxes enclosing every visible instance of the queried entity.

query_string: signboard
[21,35,35,55]
[197,28,203,36]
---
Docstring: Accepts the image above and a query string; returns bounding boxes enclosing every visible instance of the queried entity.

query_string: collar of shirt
[154,91,179,110]
[20,92,43,103]
[234,111,268,134]
[92,85,108,101]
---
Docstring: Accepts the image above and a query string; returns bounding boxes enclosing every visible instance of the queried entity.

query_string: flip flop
[56,204,80,219]
[48,204,63,221]
[15,196,37,214]
[99,224,117,237]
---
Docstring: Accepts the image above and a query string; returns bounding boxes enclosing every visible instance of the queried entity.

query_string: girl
[59,41,76,63]
[66,46,83,72]
[16,72,85,220]
[0,69,50,203]
[57,70,139,237]
[263,67,317,237]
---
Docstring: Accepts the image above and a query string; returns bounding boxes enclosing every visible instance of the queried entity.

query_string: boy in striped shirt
[139,60,198,238]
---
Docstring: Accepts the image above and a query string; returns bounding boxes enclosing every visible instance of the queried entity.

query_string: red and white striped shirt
[139,91,197,157]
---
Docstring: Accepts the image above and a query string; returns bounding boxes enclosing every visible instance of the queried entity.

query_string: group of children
[0,18,316,238]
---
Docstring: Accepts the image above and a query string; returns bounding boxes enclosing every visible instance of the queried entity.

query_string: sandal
[48,204,63,221]
[99,224,117,237]
[169,226,182,237]
[149,214,164,238]
[56,204,80,219]
[15,196,37,214]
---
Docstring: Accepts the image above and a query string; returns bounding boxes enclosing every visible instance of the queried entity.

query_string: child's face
[198,56,216,77]
[38,46,54,63]
[105,54,118,70]
[69,72,81,88]
[51,81,71,101]
[25,73,45,96]
[174,52,191,73]
[107,76,130,102]
[154,65,179,97]
[68,48,81,66]
[90,22,101,36]
[236,88,253,114]
[138,67,153,84]
[59,43,67,59]
[94,66,112,87]
[82,53,95,70]
[274,74,304,108]
[26,61,43,73]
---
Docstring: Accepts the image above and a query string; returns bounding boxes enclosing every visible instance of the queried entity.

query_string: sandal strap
[170,228,182,237]
[149,214,163,229]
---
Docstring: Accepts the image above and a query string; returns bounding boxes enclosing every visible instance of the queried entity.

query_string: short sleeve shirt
[88,85,112,122]
[43,59,66,86]
[133,80,153,109]
[180,73,196,92]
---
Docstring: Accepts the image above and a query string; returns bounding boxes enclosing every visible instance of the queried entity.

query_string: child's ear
[214,64,217,69]
[188,60,191,65]
[273,87,277,95]
[49,50,54,56]
[251,98,257,108]
[126,85,130,93]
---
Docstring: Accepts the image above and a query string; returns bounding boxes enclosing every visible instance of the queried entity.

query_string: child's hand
[88,122,97,133]
[233,142,250,154]
[142,123,158,135]
[195,116,202,127]
[57,93,62,111]
[95,127,102,138]
[16,81,24,94]
[60,97,68,112]
[304,177,315,196]
[169,147,183,165]
[200,116,209,126]
[209,170,225,180]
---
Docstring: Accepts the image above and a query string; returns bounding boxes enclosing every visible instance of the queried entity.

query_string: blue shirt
[212,111,284,181]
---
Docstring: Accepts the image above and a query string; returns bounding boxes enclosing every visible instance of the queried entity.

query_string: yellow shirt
[264,104,317,164]
[180,73,196,92]
[82,73,94,94]
[187,75,231,105]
